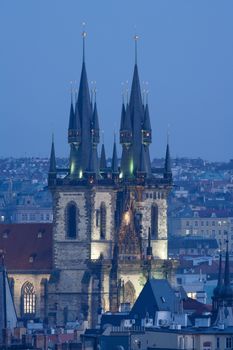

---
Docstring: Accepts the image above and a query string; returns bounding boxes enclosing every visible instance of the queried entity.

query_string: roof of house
[130,279,179,320]
[0,223,53,271]
[183,298,212,314]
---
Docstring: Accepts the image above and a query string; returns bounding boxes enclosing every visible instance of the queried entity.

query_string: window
[212,221,216,226]
[206,221,209,226]
[22,214,28,221]
[29,214,35,221]
[177,277,182,285]
[201,221,204,226]
[100,202,106,239]
[96,209,100,227]
[67,202,77,239]
[151,204,158,239]
[21,282,36,316]
[186,221,190,226]
[226,337,232,348]
[195,221,198,226]
[216,337,220,349]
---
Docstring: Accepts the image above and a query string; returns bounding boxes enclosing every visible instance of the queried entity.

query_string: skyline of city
[1,1,233,161]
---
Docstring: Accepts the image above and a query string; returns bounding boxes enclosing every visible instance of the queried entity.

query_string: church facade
[47,36,173,327]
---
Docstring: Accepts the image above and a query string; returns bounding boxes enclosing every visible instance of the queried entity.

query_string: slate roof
[169,237,218,250]
[0,223,53,271]
[130,279,178,321]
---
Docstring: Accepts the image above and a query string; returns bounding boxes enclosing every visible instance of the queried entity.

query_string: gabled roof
[0,224,53,270]
[130,278,178,320]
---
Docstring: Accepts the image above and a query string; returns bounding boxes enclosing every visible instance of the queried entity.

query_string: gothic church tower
[47,33,173,327]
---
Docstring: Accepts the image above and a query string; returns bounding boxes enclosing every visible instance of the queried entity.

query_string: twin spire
[213,240,233,302]
[48,32,172,184]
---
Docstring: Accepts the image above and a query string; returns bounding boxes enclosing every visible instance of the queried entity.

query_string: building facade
[169,210,233,252]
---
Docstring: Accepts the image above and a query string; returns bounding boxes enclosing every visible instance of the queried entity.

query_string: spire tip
[134,34,139,65]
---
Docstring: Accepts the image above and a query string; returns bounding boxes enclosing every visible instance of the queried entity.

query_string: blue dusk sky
[0,0,233,161]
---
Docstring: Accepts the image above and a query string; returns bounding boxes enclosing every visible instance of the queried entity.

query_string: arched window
[21,282,36,316]
[151,204,158,239]
[66,202,78,238]
[100,202,106,239]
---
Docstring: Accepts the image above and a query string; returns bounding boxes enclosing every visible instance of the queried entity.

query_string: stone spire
[120,103,133,178]
[129,63,144,172]
[48,135,57,186]
[142,103,152,141]
[76,30,92,172]
[221,239,233,300]
[87,99,100,177]
[164,141,172,182]
[91,101,100,144]
[120,102,126,132]
[212,244,223,317]
[100,143,107,173]
[111,135,118,175]
[49,135,56,173]
[213,247,223,298]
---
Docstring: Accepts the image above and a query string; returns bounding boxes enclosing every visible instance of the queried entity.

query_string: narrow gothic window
[100,202,106,239]
[21,282,36,316]
[151,204,158,239]
[67,202,77,238]
[96,209,100,227]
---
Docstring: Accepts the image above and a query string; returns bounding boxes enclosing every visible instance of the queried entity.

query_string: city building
[169,209,233,251]
[0,223,52,320]
[81,245,233,350]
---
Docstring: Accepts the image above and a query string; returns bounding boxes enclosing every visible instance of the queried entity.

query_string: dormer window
[37,228,45,238]
[29,254,36,263]
[3,229,9,238]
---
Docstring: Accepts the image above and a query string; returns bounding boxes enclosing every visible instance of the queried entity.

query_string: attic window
[29,254,37,263]
[37,228,45,238]
[3,230,9,238]
[161,297,166,303]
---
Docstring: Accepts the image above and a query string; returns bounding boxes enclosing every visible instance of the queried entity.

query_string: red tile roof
[183,298,212,314]
[0,224,53,271]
